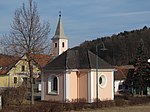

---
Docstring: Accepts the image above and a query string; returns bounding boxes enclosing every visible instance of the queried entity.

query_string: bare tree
[4,0,50,104]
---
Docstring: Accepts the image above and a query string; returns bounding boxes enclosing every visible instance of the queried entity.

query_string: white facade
[51,13,68,57]
[114,80,125,93]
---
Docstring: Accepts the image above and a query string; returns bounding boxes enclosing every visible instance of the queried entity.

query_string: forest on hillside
[79,26,150,66]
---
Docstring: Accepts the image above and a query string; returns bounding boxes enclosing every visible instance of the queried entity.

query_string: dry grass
[67,103,150,112]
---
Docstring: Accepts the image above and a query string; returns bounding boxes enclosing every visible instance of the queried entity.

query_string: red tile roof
[0,54,19,75]
[0,53,53,75]
[114,65,134,80]
[29,53,53,68]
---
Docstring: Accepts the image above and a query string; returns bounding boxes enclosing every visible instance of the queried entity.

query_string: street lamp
[96,42,107,107]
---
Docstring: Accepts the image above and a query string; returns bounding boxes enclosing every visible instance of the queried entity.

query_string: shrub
[63,103,73,111]
[1,86,27,106]
[63,98,87,111]
[100,100,115,108]
[72,102,85,111]
[115,99,128,107]
[91,100,115,109]
[28,103,51,112]
[115,94,132,100]
[1,96,150,112]
[0,102,64,112]
[91,102,97,109]
[34,101,64,112]
[129,96,150,106]
[0,106,25,112]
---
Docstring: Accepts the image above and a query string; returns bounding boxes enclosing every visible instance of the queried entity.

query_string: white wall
[114,80,124,93]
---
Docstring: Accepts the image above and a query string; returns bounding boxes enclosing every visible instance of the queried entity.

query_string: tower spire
[59,11,61,18]
[51,12,68,57]
[52,11,67,39]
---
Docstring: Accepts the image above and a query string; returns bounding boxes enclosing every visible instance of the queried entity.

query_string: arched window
[53,77,58,91]
[48,75,59,94]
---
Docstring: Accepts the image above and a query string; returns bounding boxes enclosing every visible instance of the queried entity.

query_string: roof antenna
[59,11,61,18]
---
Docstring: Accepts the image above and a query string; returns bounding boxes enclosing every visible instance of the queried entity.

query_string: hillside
[79,26,150,65]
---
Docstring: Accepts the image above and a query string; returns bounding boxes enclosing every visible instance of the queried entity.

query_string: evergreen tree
[126,39,150,95]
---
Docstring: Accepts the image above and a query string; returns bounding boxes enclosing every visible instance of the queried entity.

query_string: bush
[33,101,64,112]
[72,102,85,111]
[1,95,150,112]
[101,100,115,108]
[128,96,150,106]
[115,94,132,100]
[28,103,52,112]
[63,103,73,111]
[0,102,64,112]
[0,106,26,112]
[115,99,128,107]
[63,99,87,111]
[1,86,27,106]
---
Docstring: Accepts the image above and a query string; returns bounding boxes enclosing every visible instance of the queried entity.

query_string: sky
[0,0,150,48]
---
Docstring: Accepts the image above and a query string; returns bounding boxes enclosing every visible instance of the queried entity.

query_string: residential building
[0,54,19,87]
[114,65,134,94]
[0,53,52,90]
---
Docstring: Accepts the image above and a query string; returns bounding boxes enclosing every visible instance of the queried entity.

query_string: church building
[41,13,115,103]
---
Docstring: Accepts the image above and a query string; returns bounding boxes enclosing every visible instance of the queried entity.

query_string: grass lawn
[68,103,150,112]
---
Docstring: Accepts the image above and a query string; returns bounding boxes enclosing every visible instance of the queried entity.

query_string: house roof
[43,47,113,70]
[114,70,128,80]
[29,53,54,68]
[0,53,53,75]
[114,65,134,80]
[0,54,19,75]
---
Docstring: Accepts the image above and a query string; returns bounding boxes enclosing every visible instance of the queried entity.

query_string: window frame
[62,42,65,47]
[48,75,59,95]
[99,74,107,88]
[54,43,57,48]
[21,65,25,72]
[14,77,17,84]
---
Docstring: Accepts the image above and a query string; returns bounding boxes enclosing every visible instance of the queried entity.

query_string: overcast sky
[0,0,150,48]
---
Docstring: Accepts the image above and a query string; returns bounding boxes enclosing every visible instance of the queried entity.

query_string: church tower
[51,12,68,57]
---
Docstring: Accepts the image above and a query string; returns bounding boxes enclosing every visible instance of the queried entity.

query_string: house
[27,53,53,91]
[114,65,134,94]
[41,48,115,103]
[0,54,19,88]
[0,53,52,91]
[0,12,65,90]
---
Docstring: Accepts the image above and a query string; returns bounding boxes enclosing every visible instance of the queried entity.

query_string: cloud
[107,10,150,17]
